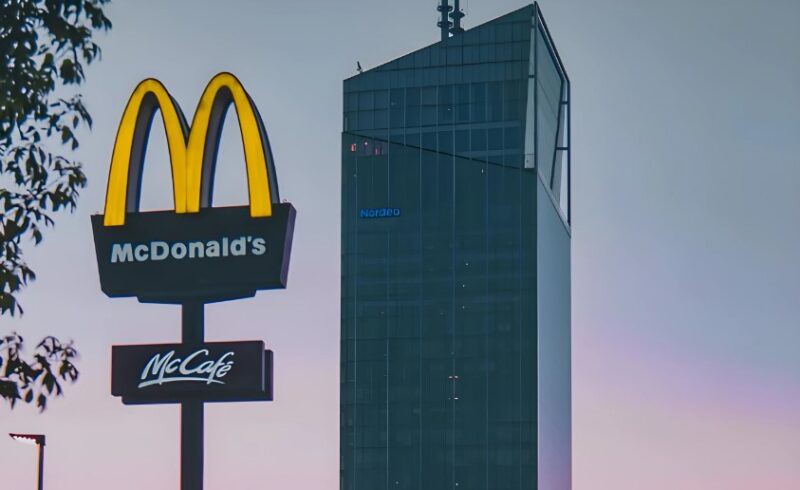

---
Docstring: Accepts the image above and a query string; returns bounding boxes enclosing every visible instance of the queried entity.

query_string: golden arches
[103,73,277,226]
[104,79,188,226]
[185,73,273,217]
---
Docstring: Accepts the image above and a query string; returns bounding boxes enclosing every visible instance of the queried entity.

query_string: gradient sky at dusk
[1,0,799,488]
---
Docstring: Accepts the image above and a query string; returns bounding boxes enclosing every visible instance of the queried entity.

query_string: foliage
[0,0,111,409]
[1,0,111,315]
[0,333,78,410]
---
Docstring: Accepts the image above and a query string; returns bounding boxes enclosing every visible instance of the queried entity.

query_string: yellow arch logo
[103,72,279,226]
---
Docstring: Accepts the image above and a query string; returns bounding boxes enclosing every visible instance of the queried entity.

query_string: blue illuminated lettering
[359,208,401,219]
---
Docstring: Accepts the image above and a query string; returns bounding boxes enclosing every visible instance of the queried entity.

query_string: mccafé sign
[91,72,295,304]
[112,341,272,404]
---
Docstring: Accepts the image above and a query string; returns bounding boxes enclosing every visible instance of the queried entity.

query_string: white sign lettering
[110,236,267,264]
[138,349,235,388]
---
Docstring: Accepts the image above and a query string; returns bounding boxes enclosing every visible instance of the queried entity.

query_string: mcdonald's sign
[91,73,295,303]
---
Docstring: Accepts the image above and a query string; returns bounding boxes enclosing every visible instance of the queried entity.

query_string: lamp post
[9,433,45,490]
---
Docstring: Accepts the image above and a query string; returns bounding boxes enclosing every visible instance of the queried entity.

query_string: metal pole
[181,301,205,490]
[37,440,44,490]
[450,0,465,34]
[438,0,451,41]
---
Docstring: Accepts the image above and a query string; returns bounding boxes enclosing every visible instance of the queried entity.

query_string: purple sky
[2,0,799,488]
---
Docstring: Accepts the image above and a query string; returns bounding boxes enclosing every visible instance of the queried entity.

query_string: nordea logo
[360,208,401,219]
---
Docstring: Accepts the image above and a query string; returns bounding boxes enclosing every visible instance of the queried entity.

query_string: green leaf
[1,0,106,412]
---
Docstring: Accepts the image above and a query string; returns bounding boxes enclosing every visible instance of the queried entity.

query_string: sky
[1,0,799,489]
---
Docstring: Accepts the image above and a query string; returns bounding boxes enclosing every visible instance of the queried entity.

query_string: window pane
[439,130,453,154]
[374,109,388,129]
[421,131,436,150]
[455,130,469,154]
[406,87,420,107]
[345,93,358,111]
[471,129,486,151]
[438,85,454,124]
[421,106,437,126]
[488,127,503,150]
[406,106,420,127]
[374,90,389,109]
[488,82,503,122]
[471,83,486,122]
[421,86,437,106]
[359,110,374,129]
[504,80,522,122]
[359,91,374,110]
[390,89,405,127]
[504,126,521,151]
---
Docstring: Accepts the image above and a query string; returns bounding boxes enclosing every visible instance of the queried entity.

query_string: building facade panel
[342,4,570,489]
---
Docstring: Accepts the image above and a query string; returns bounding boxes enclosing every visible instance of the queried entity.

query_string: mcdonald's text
[110,236,267,264]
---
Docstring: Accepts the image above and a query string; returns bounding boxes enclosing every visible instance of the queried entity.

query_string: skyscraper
[341,3,571,489]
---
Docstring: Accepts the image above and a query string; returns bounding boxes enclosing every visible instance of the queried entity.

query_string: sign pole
[181,301,205,490]
[94,73,293,490]
[37,438,44,490]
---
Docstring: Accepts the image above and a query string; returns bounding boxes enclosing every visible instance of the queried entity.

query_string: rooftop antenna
[437,0,453,41]
[449,0,465,35]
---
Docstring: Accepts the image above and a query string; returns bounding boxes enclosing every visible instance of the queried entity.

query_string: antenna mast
[450,0,465,35]
[437,0,453,41]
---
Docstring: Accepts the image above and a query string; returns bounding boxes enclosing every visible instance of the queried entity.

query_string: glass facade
[341,4,571,489]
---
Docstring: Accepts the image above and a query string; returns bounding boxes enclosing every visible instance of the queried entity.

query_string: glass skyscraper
[341,3,571,489]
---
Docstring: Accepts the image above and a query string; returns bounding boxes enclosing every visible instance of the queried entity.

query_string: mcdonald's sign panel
[111,341,273,404]
[92,73,295,303]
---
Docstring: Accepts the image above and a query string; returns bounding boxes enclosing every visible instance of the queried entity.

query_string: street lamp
[9,433,45,490]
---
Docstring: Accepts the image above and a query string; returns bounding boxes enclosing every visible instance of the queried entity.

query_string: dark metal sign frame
[92,204,295,304]
[94,72,293,490]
